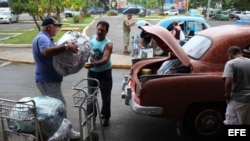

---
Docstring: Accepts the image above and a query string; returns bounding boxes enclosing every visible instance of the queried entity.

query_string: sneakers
[102,119,109,127]
[123,50,130,54]
[67,129,80,139]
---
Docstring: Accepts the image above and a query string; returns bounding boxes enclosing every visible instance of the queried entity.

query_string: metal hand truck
[72,78,106,141]
[0,98,43,141]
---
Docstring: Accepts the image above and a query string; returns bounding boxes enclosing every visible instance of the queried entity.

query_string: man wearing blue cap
[31,17,80,139]
[32,17,78,105]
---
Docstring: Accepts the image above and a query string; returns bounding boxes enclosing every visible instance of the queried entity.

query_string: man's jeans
[87,69,112,119]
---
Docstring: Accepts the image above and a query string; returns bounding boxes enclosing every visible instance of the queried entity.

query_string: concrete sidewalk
[0,44,133,69]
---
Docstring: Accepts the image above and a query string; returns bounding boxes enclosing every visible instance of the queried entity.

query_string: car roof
[157,16,207,26]
[198,24,250,37]
[189,9,199,12]
[142,24,250,66]
[196,24,250,64]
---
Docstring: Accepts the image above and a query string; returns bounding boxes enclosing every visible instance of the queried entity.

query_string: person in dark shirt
[222,46,250,125]
[138,22,153,49]
[171,21,181,40]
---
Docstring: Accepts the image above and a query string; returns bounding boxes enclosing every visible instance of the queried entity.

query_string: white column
[206,0,211,21]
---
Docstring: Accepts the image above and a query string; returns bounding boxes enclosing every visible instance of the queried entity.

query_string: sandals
[123,51,131,54]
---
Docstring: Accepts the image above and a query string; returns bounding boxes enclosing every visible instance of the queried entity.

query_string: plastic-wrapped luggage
[8,96,66,140]
[157,59,189,75]
[53,30,93,76]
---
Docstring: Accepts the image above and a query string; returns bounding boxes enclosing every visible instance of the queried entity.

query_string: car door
[10,12,17,22]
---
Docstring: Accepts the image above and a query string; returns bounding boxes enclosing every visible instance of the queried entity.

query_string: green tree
[126,0,165,14]
[9,0,86,31]
[229,0,250,11]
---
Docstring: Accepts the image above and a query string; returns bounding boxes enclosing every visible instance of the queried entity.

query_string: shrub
[139,13,146,17]
[73,12,85,23]
[158,13,165,16]
[107,10,118,16]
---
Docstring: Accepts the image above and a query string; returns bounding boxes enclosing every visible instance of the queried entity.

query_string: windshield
[182,35,212,59]
[190,10,199,14]
[0,12,10,15]
[222,11,228,15]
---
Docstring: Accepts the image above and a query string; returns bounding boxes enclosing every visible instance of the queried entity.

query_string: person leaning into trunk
[222,46,250,125]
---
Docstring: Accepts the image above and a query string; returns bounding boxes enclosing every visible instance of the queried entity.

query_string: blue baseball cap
[41,17,62,27]
[136,20,150,28]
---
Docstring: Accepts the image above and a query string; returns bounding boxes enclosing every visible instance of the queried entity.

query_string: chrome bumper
[121,75,163,116]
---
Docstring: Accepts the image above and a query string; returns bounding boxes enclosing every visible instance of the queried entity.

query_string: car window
[222,11,228,15]
[1,12,11,15]
[187,21,206,32]
[166,23,173,31]
[242,15,250,21]
[166,21,206,34]
[182,35,212,59]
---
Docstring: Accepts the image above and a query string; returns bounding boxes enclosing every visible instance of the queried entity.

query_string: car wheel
[153,43,164,56]
[182,102,226,140]
[8,19,11,24]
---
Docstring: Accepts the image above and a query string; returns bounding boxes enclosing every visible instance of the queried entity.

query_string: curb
[0,16,132,69]
[0,57,34,64]
[112,64,131,69]
[0,56,132,69]
[0,44,31,48]
[0,55,131,69]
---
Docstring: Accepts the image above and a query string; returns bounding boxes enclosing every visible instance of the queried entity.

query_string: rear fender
[139,74,225,119]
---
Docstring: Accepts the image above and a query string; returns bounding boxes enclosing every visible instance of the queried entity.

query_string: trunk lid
[141,25,191,67]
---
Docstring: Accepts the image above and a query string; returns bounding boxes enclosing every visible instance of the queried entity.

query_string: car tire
[182,102,226,140]
[8,19,11,24]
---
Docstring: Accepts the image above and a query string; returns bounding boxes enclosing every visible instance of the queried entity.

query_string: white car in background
[164,9,179,15]
[0,11,18,24]
[63,8,80,18]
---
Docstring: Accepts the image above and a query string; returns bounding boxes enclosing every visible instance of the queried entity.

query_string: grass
[0,14,184,44]
[0,16,94,44]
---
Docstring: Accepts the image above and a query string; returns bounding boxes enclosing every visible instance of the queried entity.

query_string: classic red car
[121,24,250,140]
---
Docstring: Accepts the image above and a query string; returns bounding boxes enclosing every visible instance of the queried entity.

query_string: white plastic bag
[179,30,185,41]
[138,48,154,58]
[157,59,185,75]
[48,118,80,141]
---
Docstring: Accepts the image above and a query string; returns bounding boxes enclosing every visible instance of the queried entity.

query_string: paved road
[0,63,188,141]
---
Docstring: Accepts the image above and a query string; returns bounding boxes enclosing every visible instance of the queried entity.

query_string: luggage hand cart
[72,78,106,141]
[0,98,43,141]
